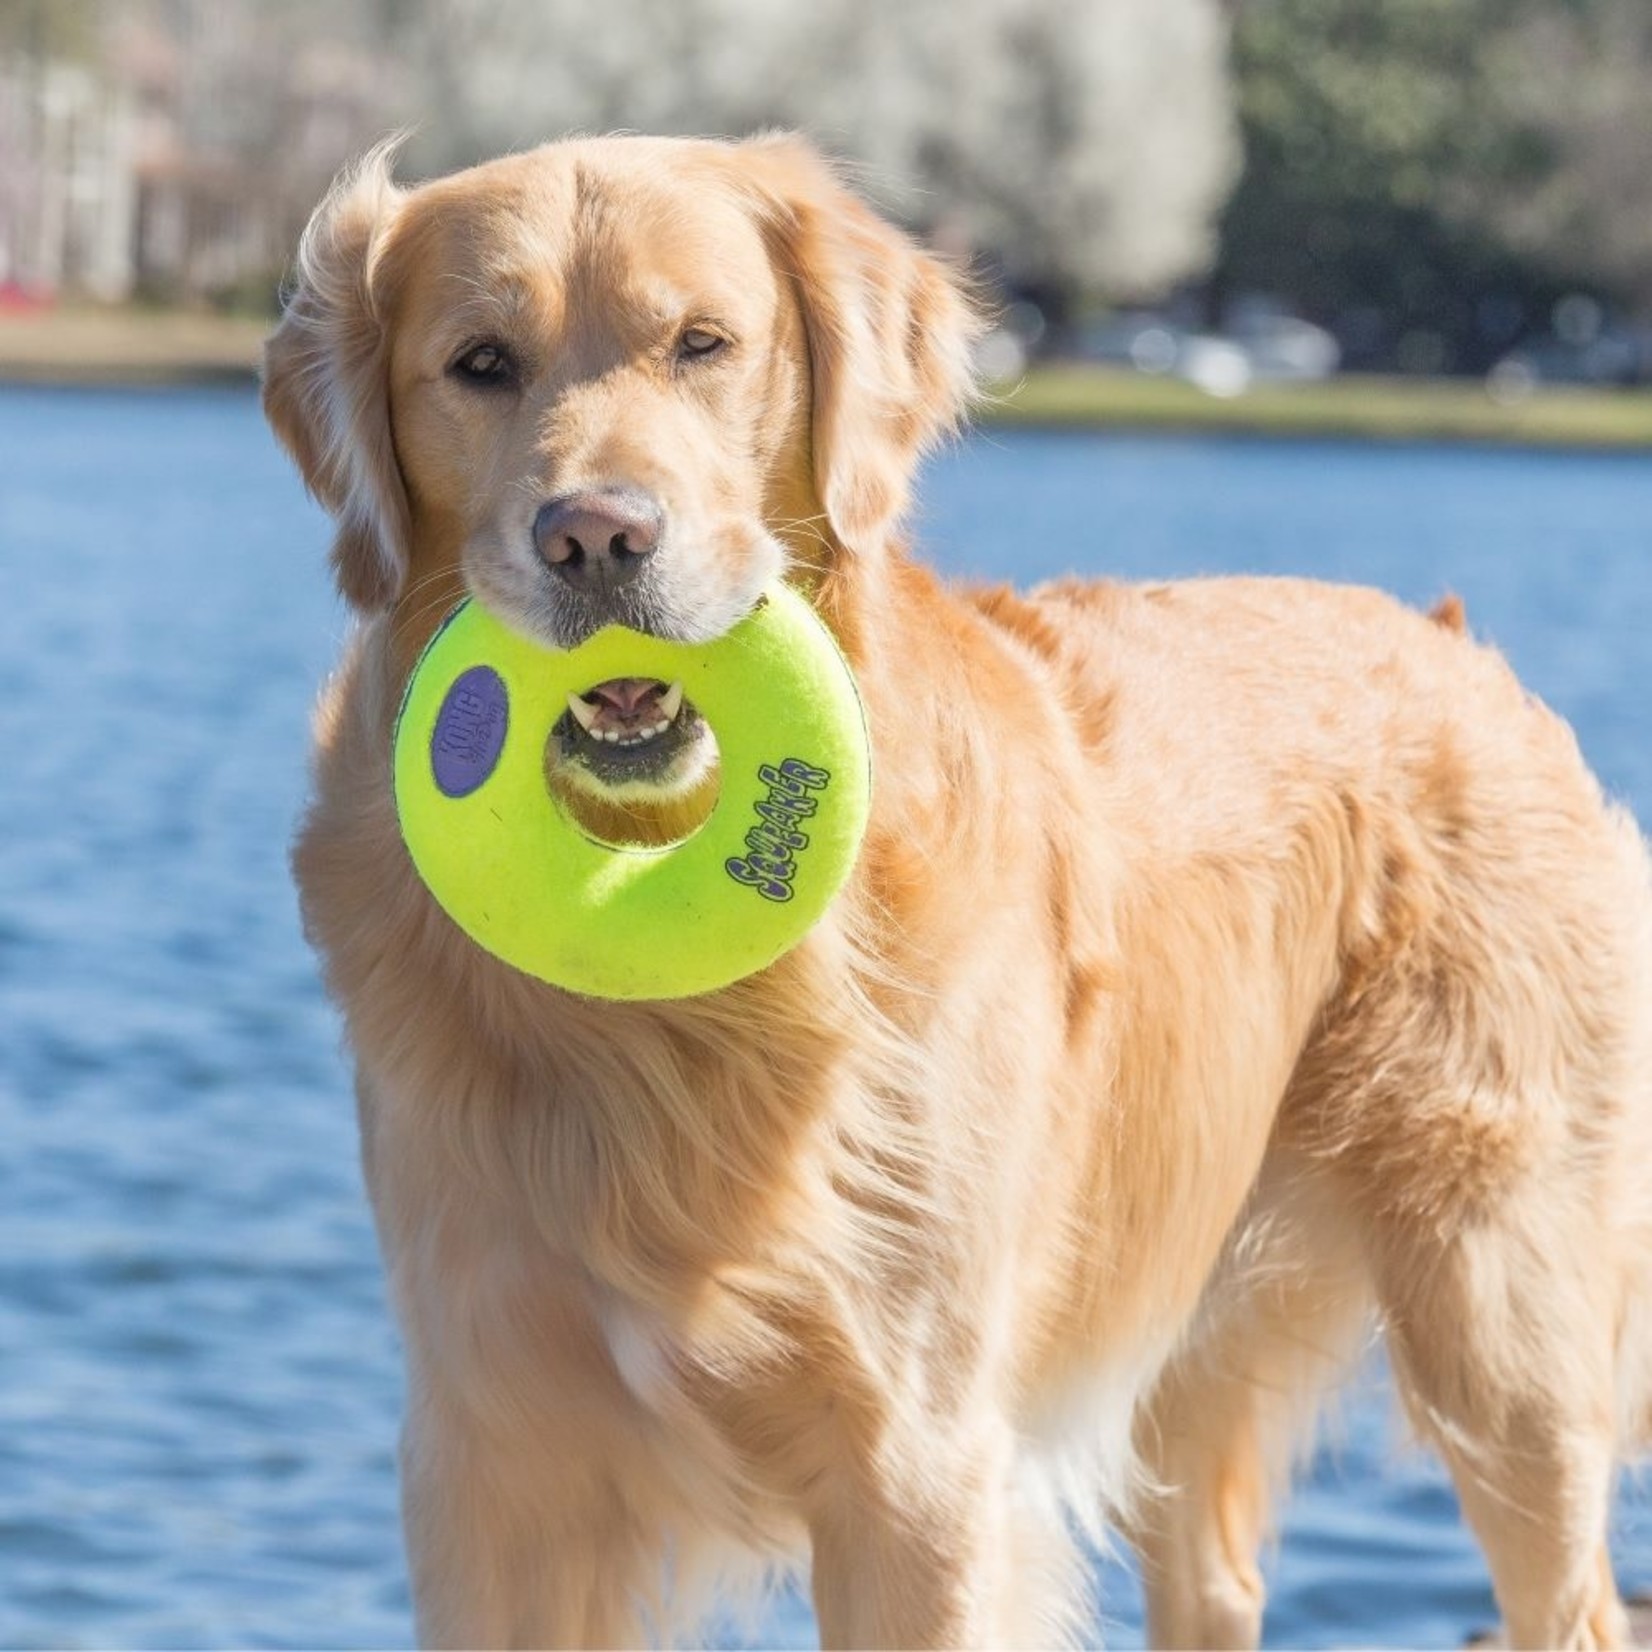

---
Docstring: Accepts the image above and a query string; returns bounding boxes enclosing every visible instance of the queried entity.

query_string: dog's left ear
[738,134,986,557]
[262,140,410,611]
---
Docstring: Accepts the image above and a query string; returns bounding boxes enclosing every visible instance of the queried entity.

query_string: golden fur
[264,134,1652,1649]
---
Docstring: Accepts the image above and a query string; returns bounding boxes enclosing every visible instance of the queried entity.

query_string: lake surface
[1,385,1649,1647]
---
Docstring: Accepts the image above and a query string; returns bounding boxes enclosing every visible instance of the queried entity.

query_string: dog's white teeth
[571,684,679,747]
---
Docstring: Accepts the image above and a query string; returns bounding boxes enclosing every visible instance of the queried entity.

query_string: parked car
[1063,306,1339,397]
[1487,329,1652,399]
[1228,311,1340,382]
[1067,312,1185,375]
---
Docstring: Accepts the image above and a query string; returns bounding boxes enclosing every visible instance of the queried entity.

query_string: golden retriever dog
[263,133,1652,1650]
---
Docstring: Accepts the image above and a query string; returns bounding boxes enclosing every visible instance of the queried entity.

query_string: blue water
[1,385,1649,1648]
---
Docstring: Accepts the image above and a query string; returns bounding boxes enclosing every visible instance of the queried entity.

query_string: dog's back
[983,571,1652,1648]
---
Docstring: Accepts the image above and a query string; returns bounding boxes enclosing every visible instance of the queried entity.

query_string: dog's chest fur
[305,680,920,1518]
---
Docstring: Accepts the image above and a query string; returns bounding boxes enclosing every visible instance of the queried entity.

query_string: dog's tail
[1426,591,1468,634]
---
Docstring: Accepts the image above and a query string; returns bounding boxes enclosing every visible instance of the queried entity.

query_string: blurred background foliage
[3,0,1651,379]
[1219,0,1652,371]
[391,0,1235,301]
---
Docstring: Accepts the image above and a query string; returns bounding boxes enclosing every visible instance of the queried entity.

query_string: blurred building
[0,53,133,300]
[0,2,396,307]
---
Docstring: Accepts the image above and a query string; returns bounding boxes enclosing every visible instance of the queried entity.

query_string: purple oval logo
[430,666,508,798]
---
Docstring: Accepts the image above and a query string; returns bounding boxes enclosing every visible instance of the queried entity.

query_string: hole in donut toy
[544,689,722,852]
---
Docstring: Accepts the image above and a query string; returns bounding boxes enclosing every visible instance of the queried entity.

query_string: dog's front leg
[401,1384,651,1650]
[809,1495,995,1649]
[807,1418,1075,1649]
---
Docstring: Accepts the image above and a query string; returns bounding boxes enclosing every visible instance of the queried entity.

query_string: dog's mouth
[552,677,707,780]
[569,676,683,745]
[548,675,720,848]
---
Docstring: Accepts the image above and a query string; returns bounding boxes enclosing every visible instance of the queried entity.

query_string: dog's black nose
[533,489,662,591]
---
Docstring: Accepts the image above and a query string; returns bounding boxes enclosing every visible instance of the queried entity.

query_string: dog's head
[264,133,980,829]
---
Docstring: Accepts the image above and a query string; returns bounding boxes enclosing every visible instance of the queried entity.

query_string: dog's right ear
[262,142,409,612]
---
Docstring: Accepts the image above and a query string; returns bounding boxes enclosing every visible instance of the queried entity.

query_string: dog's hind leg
[1129,1169,1371,1650]
[1370,1183,1633,1650]
[1130,1355,1274,1652]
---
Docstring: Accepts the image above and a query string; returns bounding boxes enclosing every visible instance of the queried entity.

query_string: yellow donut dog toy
[393,584,872,1000]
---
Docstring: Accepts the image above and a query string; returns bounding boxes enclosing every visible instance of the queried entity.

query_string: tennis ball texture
[393,584,872,1000]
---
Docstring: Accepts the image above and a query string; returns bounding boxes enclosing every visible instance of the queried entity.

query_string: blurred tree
[395,0,1239,305]
[101,0,406,306]
[1218,0,1652,370]
[1486,0,1652,310]
[0,0,101,61]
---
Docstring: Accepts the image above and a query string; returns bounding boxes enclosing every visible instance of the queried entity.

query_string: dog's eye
[450,342,516,386]
[677,328,727,361]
